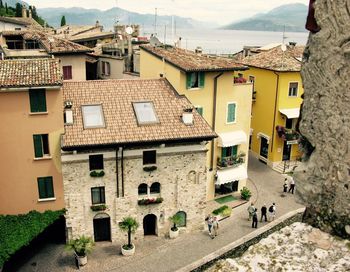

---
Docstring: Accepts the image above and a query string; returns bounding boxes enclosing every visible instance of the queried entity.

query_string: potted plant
[169,214,182,239]
[119,217,139,256]
[240,186,252,200]
[65,235,94,266]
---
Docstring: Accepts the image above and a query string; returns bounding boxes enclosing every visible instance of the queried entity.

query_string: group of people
[283,176,295,194]
[205,215,219,239]
[247,202,276,228]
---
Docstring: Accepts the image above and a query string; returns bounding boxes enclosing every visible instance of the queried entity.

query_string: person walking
[247,202,255,221]
[283,178,288,194]
[260,204,267,222]
[252,208,258,228]
[288,176,295,194]
[211,217,219,238]
[205,215,213,237]
[269,203,276,221]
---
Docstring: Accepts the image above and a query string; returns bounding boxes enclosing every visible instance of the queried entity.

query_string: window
[222,145,238,158]
[91,187,105,204]
[195,106,203,116]
[138,183,148,195]
[227,103,236,123]
[29,89,47,113]
[63,66,73,80]
[101,61,111,76]
[143,150,156,165]
[286,118,293,129]
[33,134,50,158]
[81,105,105,128]
[25,40,41,49]
[176,211,187,227]
[150,182,160,194]
[37,176,54,199]
[133,102,159,125]
[289,82,298,97]
[89,154,104,171]
[186,72,205,89]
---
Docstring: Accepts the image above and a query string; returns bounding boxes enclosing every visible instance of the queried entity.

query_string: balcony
[217,153,245,170]
[276,126,300,143]
[233,76,247,84]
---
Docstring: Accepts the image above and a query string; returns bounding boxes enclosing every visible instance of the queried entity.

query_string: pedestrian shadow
[101,244,120,256]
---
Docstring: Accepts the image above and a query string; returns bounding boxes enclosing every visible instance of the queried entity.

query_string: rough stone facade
[296,0,350,238]
[62,144,208,243]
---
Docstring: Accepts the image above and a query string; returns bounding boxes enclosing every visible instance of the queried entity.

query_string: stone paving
[11,153,304,272]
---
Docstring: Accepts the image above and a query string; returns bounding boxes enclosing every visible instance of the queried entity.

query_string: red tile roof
[62,79,216,149]
[140,44,248,72]
[241,45,305,72]
[0,58,62,88]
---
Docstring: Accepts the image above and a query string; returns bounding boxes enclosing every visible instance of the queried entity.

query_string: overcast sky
[28,0,309,25]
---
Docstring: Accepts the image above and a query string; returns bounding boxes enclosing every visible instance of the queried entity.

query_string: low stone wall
[178,208,305,272]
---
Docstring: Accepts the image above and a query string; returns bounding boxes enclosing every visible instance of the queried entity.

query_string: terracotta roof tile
[140,44,248,72]
[0,58,62,88]
[0,16,43,29]
[62,79,216,149]
[241,45,305,72]
[1,30,92,54]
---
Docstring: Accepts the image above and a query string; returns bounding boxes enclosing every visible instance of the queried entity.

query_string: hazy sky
[28,0,309,25]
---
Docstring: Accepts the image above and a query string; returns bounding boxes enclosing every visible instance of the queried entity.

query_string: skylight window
[133,102,159,125]
[82,105,105,129]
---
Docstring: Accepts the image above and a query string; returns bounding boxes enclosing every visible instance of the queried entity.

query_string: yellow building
[140,45,253,200]
[240,44,304,172]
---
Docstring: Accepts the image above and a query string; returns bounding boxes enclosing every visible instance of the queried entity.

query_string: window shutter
[38,178,46,199]
[29,90,39,112]
[186,73,192,89]
[227,103,236,123]
[37,89,47,112]
[196,107,203,116]
[232,145,238,156]
[45,177,54,198]
[102,61,106,75]
[33,135,43,158]
[222,147,227,157]
[199,72,205,88]
[106,62,111,76]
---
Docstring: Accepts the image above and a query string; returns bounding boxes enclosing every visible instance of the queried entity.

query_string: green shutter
[232,145,238,156]
[29,90,39,112]
[227,103,236,123]
[222,147,228,158]
[37,89,47,112]
[45,177,54,198]
[186,73,192,89]
[199,72,205,88]
[33,135,43,158]
[196,107,203,116]
[38,177,46,198]
[29,89,46,112]
[38,177,54,199]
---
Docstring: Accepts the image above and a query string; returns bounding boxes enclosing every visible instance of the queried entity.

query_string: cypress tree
[15,3,22,17]
[5,3,8,13]
[0,1,3,9]
[60,15,66,26]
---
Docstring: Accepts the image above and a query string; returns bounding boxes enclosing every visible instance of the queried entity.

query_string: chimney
[21,5,27,18]
[28,8,32,18]
[182,108,193,125]
[64,101,73,125]
[195,46,202,54]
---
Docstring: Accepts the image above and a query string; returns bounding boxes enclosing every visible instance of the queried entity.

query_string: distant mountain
[223,3,308,32]
[37,7,211,30]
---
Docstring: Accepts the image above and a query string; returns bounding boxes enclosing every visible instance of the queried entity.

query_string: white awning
[217,131,247,147]
[216,165,248,185]
[279,108,300,119]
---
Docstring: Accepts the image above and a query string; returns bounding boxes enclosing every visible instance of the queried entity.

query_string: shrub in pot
[240,186,252,200]
[169,214,182,239]
[65,235,94,266]
[119,217,139,256]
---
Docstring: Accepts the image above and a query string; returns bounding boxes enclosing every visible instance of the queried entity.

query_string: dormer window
[133,102,159,125]
[82,104,105,129]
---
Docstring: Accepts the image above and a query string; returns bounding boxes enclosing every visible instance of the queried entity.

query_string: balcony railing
[276,126,300,142]
[233,77,247,84]
[217,153,245,169]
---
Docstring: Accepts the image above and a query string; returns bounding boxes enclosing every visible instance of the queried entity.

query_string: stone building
[61,78,216,242]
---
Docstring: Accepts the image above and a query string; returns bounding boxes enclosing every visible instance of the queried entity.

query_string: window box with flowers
[137,197,163,206]
[90,170,105,177]
[90,204,108,211]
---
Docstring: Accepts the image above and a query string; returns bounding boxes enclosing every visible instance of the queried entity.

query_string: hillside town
[0,1,349,272]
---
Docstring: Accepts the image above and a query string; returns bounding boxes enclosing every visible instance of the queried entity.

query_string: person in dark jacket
[252,208,258,228]
[260,204,267,222]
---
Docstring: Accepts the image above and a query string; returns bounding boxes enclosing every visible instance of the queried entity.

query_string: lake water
[142,28,309,54]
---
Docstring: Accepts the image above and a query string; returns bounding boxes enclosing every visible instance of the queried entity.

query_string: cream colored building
[61,79,216,242]
[140,45,253,200]
[0,58,65,215]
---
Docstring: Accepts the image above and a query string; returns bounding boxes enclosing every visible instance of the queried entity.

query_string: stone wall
[296,0,350,238]
[62,144,208,242]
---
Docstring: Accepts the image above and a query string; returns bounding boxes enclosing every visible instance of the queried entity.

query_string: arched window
[150,182,160,194]
[138,183,148,195]
[176,211,186,227]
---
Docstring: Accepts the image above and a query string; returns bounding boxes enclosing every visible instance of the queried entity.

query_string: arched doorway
[93,213,111,242]
[143,214,157,235]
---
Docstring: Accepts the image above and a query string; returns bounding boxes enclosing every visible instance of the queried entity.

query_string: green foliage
[61,15,66,26]
[90,170,105,177]
[15,2,21,17]
[240,186,252,200]
[90,204,107,211]
[169,214,182,231]
[212,205,229,216]
[119,217,139,247]
[137,197,163,205]
[143,165,157,172]
[0,209,65,268]
[65,235,94,257]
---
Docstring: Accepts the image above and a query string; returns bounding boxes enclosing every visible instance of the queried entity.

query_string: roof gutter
[0,85,63,92]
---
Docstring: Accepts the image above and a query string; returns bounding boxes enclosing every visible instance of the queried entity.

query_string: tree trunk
[128,227,131,247]
[296,0,350,238]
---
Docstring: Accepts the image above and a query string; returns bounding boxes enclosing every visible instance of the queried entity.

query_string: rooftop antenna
[281,25,287,69]
[154,8,158,35]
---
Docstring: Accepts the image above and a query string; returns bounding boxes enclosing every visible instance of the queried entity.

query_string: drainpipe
[271,72,280,154]
[121,147,125,197]
[210,72,223,170]
[116,148,119,198]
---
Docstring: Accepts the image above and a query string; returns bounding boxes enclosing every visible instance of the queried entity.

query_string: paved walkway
[13,154,304,272]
